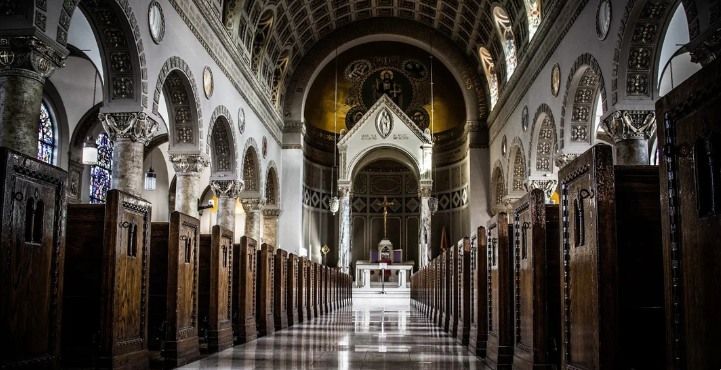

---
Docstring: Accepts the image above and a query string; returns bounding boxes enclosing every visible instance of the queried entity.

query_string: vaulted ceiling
[222,0,545,109]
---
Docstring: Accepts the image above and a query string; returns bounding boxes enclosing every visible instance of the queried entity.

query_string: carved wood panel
[468,226,489,357]
[486,213,513,368]
[232,237,257,343]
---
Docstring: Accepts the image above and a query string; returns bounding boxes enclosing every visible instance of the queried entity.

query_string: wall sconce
[144,167,157,191]
[198,199,214,215]
[82,136,97,165]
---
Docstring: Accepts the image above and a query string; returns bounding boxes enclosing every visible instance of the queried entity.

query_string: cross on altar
[381,196,395,239]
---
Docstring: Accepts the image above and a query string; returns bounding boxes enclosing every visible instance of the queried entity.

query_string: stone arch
[508,137,527,194]
[560,53,607,149]
[528,104,557,175]
[208,109,237,177]
[264,161,280,207]
[153,57,204,153]
[492,5,519,79]
[241,138,261,193]
[270,49,291,109]
[58,0,148,109]
[491,162,506,212]
[251,7,276,72]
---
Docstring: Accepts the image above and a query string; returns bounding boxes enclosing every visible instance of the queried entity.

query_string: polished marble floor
[178,300,483,369]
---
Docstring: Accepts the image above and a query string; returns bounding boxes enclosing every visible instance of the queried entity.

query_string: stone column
[170,153,209,218]
[603,110,656,165]
[262,208,281,248]
[338,185,351,274]
[0,35,65,156]
[100,112,157,196]
[211,179,243,230]
[241,198,264,245]
[524,177,559,202]
[419,186,433,268]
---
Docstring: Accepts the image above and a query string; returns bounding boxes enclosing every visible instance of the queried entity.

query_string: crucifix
[381,196,395,239]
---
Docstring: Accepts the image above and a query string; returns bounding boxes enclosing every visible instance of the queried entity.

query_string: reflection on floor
[178,299,482,369]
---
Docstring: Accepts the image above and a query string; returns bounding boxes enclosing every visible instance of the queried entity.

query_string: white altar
[354,261,414,289]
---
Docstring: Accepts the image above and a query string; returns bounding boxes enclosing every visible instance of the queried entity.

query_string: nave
[179,302,482,370]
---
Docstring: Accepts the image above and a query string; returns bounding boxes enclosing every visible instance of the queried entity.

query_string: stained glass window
[37,102,56,164]
[89,133,113,204]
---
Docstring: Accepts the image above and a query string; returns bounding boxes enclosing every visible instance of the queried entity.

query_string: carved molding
[262,207,281,218]
[170,153,210,173]
[602,110,656,142]
[524,177,558,200]
[0,35,67,82]
[99,112,158,144]
[241,197,265,212]
[210,179,244,198]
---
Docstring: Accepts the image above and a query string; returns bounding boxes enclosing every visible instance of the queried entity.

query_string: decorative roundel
[148,1,165,44]
[596,0,612,41]
[345,106,366,130]
[521,106,529,132]
[262,136,268,158]
[401,59,428,80]
[203,66,214,99]
[501,135,508,157]
[344,59,372,81]
[551,63,561,97]
[409,108,430,130]
[238,108,246,135]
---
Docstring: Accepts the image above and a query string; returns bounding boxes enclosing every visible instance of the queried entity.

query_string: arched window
[37,101,56,165]
[89,133,113,204]
[524,0,541,39]
[493,6,518,79]
[480,47,499,109]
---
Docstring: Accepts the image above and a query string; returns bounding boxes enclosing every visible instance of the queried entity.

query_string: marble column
[262,208,281,248]
[603,110,656,165]
[419,186,433,268]
[338,185,351,274]
[170,153,209,218]
[100,112,157,196]
[211,179,243,230]
[0,35,65,156]
[241,198,264,245]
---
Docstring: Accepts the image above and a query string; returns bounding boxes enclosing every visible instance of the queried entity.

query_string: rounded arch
[208,113,237,177]
[62,0,148,109]
[560,53,607,149]
[153,57,204,153]
[251,6,276,72]
[241,138,261,192]
[479,47,500,109]
[491,161,506,212]
[283,18,486,125]
[507,137,527,194]
[492,5,519,79]
[523,0,542,39]
[528,103,558,175]
[347,145,422,187]
[264,161,280,207]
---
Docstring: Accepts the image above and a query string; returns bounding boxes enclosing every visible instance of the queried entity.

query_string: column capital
[338,184,352,197]
[99,112,158,144]
[524,177,558,200]
[0,35,67,82]
[170,153,210,174]
[602,110,656,142]
[554,149,579,169]
[210,179,244,198]
[262,207,282,217]
[241,198,265,212]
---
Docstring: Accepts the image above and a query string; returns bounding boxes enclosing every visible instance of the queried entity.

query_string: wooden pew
[198,225,234,353]
[449,243,460,337]
[232,237,257,344]
[456,237,471,345]
[299,257,309,321]
[433,258,441,324]
[313,263,321,317]
[274,248,289,330]
[486,213,514,369]
[256,243,275,336]
[0,149,66,370]
[441,250,451,332]
[558,144,664,370]
[656,57,721,370]
[287,253,300,326]
[307,260,316,319]
[511,190,560,369]
[323,266,330,314]
[61,190,151,369]
[148,212,200,367]
[468,226,489,357]
[438,250,448,329]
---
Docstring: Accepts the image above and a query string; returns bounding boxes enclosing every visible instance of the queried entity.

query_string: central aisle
[179,299,483,369]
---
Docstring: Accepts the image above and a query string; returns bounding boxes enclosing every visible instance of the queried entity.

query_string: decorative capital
[170,153,210,173]
[99,112,158,144]
[338,185,352,197]
[241,198,265,212]
[602,110,656,142]
[554,149,579,168]
[210,179,244,198]
[0,35,66,81]
[262,207,282,217]
[524,177,558,200]
[419,186,433,198]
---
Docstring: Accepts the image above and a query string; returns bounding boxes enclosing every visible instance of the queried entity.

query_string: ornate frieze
[0,35,66,82]
[99,112,158,144]
[602,110,656,142]
[170,153,210,173]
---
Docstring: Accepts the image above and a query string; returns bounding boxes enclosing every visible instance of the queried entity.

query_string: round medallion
[409,108,430,130]
[203,66,214,99]
[238,108,245,134]
[521,106,529,132]
[262,136,268,158]
[596,0,612,41]
[345,106,366,130]
[501,135,508,157]
[148,1,165,44]
[344,59,372,81]
[401,59,428,80]
[551,63,561,97]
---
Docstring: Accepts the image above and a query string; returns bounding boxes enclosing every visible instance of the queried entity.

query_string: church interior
[1,0,720,369]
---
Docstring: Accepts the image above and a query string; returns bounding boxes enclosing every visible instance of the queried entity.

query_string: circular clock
[238,108,245,134]
[203,66,214,99]
[596,0,612,41]
[148,1,165,44]
[551,63,561,97]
